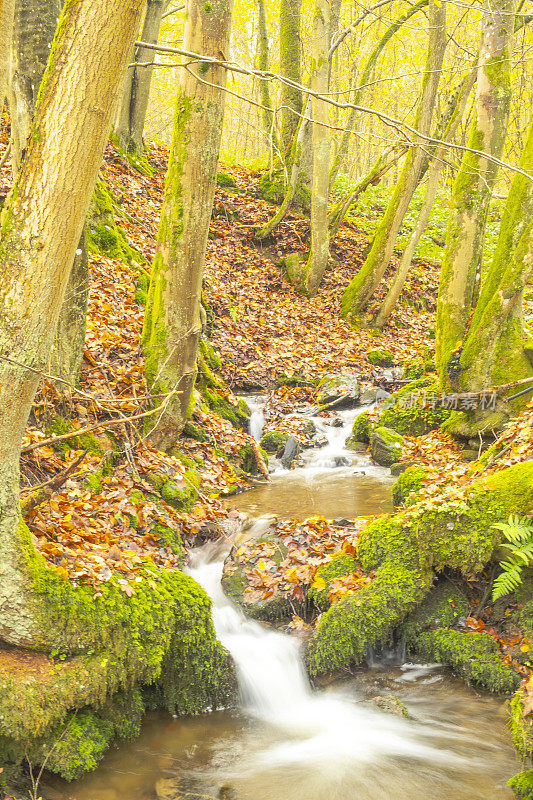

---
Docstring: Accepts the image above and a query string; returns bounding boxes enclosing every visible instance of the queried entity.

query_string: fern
[492,515,533,601]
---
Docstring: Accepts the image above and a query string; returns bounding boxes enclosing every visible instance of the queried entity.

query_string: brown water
[44,667,517,800]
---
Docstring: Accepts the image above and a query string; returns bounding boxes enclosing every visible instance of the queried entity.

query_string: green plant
[492,515,533,600]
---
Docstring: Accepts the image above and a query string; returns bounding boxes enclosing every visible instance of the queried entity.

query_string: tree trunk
[279,0,302,159]
[256,0,280,162]
[436,0,515,386]
[457,114,533,399]
[372,69,477,329]
[8,0,62,171]
[142,0,233,450]
[299,0,330,297]
[49,227,89,384]
[114,0,168,157]
[341,0,446,324]
[0,0,15,111]
[0,0,144,648]
[328,0,428,188]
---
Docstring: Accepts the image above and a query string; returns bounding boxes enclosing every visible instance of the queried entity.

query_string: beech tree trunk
[340,0,446,324]
[0,0,144,648]
[8,0,62,171]
[299,0,330,297]
[0,0,15,110]
[142,0,233,450]
[279,0,303,159]
[372,68,477,328]
[114,0,168,157]
[436,0,515,386]
[256,0,280,162]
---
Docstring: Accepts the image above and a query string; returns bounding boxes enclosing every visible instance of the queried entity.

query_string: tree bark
[341,0,446,324]
[299,0,330,297]
[142,0,233,450]
[256,0,280,162]
[372,68,477,328]
[436,0,515,386]
[279,0,302,159]
[114,0,168,157]
[8,0,62,171]
[0,0,144,648]
[0,0,15,111]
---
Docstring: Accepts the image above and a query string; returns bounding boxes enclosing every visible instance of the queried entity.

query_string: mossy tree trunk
[372,68,477,329]
[0,0,15,111]
[279,0,303,160]
[113,0,168,157]
[298,0,330,297]
[142,0,233,450]
[436,0,515,386]
[340,0,446,324]
[456,114,533,397]
[0,0,144,647]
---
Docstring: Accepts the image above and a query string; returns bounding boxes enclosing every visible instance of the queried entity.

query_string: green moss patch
[378,377,450,436]
[308,553,358,611]
[392,465,426,507]
[367,347,394,367]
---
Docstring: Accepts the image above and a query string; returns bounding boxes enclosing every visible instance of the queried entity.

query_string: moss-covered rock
[509,770,533,800]
[392,465,427,507]
[378,378,450,436]
[510,689,533,759]
[217,171,237,188]
[317,372,360,409]
[399,581,468,644]
[416,629,520,693]
[372,694,411,718]
[197,340,250,430]
[308,553,359,611]
[259,170,311,212]
[307,461,533,676]
[260,430,289,455]
[370,426,404,466]
[367,347,394,367]
[348,411,371,445]
[239,441,269,475]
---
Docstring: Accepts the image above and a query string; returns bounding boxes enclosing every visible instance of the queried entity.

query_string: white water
[247,395,266,442]
[188,549,466,775]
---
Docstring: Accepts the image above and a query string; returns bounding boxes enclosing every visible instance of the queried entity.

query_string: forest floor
[0,130,531,691]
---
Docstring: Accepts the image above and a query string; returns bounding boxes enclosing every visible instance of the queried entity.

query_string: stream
[45,401,519,800]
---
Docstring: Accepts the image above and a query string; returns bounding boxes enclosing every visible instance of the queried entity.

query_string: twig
[21,450,88,516]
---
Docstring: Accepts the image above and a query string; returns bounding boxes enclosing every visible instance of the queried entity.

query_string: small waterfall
[188,550,461,771]
[247,396,266,442]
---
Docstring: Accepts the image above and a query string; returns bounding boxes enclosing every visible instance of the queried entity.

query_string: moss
[84,471,103,495]
[350,411,372,444]
[217,171,237,188]
[379,377,450,436]
[183,420,208,442]
[222,537,291,621]
[196,344,250,430]
[370,426,404,466]
[307,461,533,675]
[309,553,358,611]
[509,770,533,800]
[260,430,289,454]
[400,581,468,643]
[160,471,198,512]
[510,689,533,759]
[87,181,142,263]
[275,371,310,387]
[392,465,426,507]
[367,347,394,367]
[135,288,147,306]
[239,441,268,475]
[259,170,311,212]
[416,629,520,693]
[45,415,103,455]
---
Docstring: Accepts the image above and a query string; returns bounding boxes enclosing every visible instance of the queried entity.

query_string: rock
[391,465,426,506]
[281,435,301,469]
[317,371,360,409]
[461,448,479,462]
[367,347,394,367]
[389,461,412,476]
[359,386,379,405]
[372,694,411,719]
[260,430,289,455]
[155,776,229,800]
[370,426,404,467]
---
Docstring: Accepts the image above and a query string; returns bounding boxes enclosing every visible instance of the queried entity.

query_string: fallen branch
[21,451,88,517]
[250,436,270,481]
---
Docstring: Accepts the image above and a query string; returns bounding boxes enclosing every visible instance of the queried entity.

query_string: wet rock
[317,371,360,409]
[281,435,301,469]
[389,460,412,476]
[155,776,230,800]
[359,386,379,405]
[260,429,289,455]
[372,694,411,719]
[370,426,404,467]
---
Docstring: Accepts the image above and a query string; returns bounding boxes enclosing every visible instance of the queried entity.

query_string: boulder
[367,348,394,367]
[370,427,404,467]
[260,430,289,455]
[317,372,360,409]
[281,435,301,469]
[371,694,411,719]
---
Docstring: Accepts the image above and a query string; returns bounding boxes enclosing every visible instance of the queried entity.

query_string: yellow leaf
[312,576,327,591]
[521,644,530,653]
[257,560,266,570]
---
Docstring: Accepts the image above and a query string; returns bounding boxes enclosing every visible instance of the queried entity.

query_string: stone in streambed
[371,694,411,719]
[370,426,404,467]
[281,435,301,469]
[317,372,360,409]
